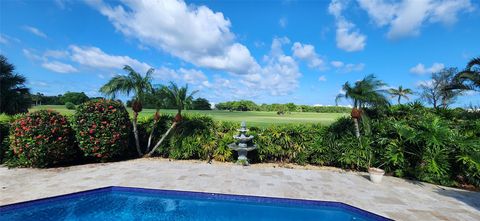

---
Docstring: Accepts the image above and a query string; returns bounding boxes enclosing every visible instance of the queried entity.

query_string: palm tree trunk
[353,118,360,138]
[397,96,401,105]
[147,119,158,152]
[145,122,177,157]
[132,112,142,156]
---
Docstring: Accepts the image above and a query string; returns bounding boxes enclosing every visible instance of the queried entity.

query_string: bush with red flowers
[73,99,131,162]
[9,110,78,168]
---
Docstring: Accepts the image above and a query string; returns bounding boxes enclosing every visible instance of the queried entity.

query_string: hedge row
[1,102,478,188]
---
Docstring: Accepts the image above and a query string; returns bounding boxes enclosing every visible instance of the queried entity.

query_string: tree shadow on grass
[434,188,480,211]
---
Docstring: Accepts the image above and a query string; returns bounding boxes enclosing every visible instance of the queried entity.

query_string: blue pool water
[0,187,390,221]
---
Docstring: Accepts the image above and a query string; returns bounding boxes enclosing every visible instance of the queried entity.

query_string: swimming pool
[0,186,391,220]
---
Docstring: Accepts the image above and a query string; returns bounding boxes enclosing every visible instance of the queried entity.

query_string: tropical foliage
[388,86,413,104]
[100,65,154,156]
[146,82,198,157]
[0,55,31,115]
[449,57,480,91]
[336,74,389,137]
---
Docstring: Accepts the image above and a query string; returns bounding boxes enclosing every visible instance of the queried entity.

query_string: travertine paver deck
[0,158,479,220]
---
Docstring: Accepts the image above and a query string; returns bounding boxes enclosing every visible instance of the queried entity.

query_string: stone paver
[1,158,479,220]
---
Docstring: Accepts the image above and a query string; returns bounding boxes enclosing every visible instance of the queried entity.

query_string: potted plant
[364,139,386,184]
[368,167,385,184]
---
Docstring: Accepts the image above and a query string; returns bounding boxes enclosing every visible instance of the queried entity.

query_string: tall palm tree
[388,86,413,104]
[335,74,389,137]
[146,82,197,157]
[0,55,31,115]
[449,57,480,91]
[100,65,153,156]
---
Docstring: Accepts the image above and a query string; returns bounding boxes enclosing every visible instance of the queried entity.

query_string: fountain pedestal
[228,121,257,165]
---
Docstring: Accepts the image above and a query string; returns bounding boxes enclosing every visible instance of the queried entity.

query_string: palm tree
[100,65,154,156]
[335,74,389,138]
[146,87,167,152]
[0,55,31,115]
[388,86,413,104]
[449,57,480,91]
[146,82,197,157]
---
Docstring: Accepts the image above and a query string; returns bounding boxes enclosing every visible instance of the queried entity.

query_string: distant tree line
[215,100,352,113]
[31,92,99,106]
[126,94,211,110]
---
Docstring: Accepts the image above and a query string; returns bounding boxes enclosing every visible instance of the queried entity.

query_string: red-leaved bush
[73,99,131,162]
[9,110,78,168]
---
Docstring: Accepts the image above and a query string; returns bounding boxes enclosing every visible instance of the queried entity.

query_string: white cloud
[330,60,365,73]
[357,0,474,39]
[279,17,288,28]
[328,0,366,52]
[179,68,208,85]
[43,50,69,59]
[330,60,344,68]
[69,45,152,72]
[410,62,445,74]
[291,42,326,69]
[86,0,259,75]
[318,75,327,82]
[343,63,365,72]
[41,61,78,73]
[23,49,43,61]
[243,37,302,96]
[23,26,47,38]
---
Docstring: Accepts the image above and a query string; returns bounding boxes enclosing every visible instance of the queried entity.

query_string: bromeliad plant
[9,110,78,168]
[73,99,131,162]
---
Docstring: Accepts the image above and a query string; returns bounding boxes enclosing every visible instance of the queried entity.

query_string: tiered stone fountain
[228,121,257,165]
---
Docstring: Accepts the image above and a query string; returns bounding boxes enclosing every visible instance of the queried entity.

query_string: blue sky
[1,0,479,107]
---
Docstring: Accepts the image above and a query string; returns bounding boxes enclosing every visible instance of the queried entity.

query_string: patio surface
[1,158,479,220]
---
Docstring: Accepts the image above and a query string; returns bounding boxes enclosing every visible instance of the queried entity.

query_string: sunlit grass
[29,105,347,127]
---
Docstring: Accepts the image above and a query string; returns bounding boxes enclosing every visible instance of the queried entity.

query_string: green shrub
[8,110,78,168]
[65,102,76,110]
[166,115,215,160]
[73,99,131,162]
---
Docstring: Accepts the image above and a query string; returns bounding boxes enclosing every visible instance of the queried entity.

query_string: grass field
[20,105,347,127]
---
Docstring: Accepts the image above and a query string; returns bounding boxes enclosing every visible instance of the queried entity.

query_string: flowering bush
[9,110,78,168]
[73,99,131,162]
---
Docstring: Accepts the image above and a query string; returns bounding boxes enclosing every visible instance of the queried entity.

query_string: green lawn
[27,105,347,127]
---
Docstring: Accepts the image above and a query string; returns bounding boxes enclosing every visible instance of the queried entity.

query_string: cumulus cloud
[69,45,152,72]
[86,0,259,75]
[410,62,445,74]
[357,0,474,39]
[243,37,302,96]
[41,61,78,73]
[318,75,327,82]
[23,26,47,38]
[328,0,366,52]
[291,42,326,69]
